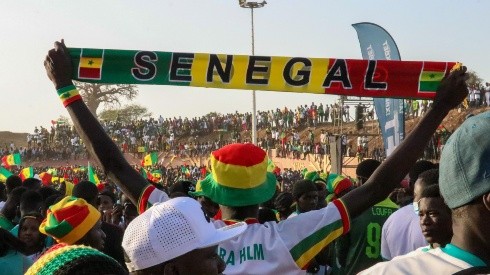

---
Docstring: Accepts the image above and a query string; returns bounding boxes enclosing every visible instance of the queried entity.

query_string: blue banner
[352,22,405,156]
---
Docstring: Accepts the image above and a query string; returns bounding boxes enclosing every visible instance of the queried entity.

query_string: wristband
[57,85,82,107]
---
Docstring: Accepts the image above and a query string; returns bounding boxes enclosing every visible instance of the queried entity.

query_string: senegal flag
[87,162,100,184]
[19,167,34,181]
[142,152,158,167]
[0,167,13,182]
[1,153,21,168]
[418,62,447,93]
[78,48,104,80]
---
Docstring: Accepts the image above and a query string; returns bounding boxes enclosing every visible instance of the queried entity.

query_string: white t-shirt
[359,244,487,275]
[138,185,351,275]
[381,204,427,260]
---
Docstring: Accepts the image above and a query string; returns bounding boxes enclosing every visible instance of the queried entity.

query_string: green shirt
[333,198,399,275]
[0,215,14,231]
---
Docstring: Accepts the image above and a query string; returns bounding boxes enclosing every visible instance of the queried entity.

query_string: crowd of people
[0,41,488,275]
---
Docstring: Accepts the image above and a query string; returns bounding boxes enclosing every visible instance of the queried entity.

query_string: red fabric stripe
[79,67,101,79]
[139,185,155,214]
[332,199,350,234]
[212,143,265,166]
[63,95,82,107]
[53,205,89,228]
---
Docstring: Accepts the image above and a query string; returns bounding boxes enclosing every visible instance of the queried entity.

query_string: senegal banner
[69,48,458,99]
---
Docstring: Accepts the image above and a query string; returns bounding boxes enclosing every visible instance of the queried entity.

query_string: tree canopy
[74,82,139,116]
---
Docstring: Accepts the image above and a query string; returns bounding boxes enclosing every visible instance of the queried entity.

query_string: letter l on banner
[352,22,405,157]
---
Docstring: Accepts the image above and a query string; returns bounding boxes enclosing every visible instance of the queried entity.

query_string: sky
[0,0,489,133]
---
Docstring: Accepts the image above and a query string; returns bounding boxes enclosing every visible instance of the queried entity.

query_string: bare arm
[342,66,468,218]
[44,40,147,205]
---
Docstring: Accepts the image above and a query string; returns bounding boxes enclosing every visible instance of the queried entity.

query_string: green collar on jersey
[442,244,487,267]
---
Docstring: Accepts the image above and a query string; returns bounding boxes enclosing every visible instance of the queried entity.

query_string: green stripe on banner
[419,81,441,92]
[81,48,104,58]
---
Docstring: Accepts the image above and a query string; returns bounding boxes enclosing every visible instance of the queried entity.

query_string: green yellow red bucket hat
[200,143,277,207]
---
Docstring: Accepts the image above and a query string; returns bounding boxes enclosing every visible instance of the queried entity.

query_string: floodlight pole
[239,1,267,145]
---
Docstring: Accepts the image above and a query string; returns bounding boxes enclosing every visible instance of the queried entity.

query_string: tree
[99,104,152,124]
[74,82,139,116]
[466,70,483,88]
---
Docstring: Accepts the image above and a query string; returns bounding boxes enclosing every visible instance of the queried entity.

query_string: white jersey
[381,204,427,260]
[359,244,487,275]
[138,185,350,275]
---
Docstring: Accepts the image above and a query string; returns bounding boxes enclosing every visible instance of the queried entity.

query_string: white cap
[122,197,247,271]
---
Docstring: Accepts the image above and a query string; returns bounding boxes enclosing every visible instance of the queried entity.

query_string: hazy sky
[1,0,488,133]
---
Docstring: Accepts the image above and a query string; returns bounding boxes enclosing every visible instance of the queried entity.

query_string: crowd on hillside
[3,94,488,166]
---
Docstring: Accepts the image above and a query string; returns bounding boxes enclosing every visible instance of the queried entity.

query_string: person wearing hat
[25,243,127,275]
[360,111,490,274]
[189,180,220,218]
[40,196,106,251]
[45,40,470,274]
[122,197,247,274]
[325,173,354,203]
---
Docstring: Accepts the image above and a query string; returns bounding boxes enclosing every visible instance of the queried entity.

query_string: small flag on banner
[418,62,448,93]
[78,48,104,80]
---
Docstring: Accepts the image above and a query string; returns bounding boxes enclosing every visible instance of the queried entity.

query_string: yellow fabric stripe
[25,245,74,275]
[210,155,267,189]
[190,54,329,93]
[420,71,444,82]
[58,205,100,245]
[80,57,103,68]
[295,227,344,268]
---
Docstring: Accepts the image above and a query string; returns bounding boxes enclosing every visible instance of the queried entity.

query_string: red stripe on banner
[332,199,350,234]
[323,60,456,99]
[79,67,101,79]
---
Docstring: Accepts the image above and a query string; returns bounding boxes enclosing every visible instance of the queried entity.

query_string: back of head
[356,159,381,180]
[39,196,101,245]
[22,178,41,190]
[20,190,43,217]
[199,143,277,207]
[25,244,126,275]
[409,160,435,188]
[417,169,439,188]
[122,197,246,272]
[439,111,490,209]
[73,180,99,206]
[168,180,195,198]
[6,175,22,194]
[274,192,293,210]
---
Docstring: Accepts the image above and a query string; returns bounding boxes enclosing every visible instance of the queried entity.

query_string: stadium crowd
[0,42,488,275]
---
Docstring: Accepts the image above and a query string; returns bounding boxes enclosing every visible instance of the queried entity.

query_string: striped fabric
[40,196,100,245]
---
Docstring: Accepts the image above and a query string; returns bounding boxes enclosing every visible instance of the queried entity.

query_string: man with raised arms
[44,40,469,274]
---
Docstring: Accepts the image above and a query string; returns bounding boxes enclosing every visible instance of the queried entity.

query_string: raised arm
[342,66,468,218]
[44,40,147,205]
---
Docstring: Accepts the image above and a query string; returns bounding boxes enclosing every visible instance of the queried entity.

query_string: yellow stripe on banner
[210,155,267,189]
[295,227,344,269]
[80,57,103,68]
[191,54,330,93]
